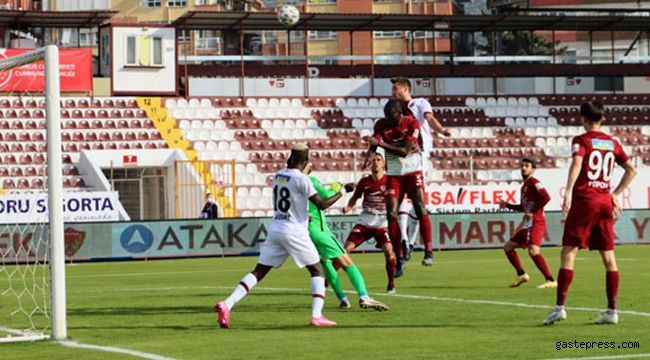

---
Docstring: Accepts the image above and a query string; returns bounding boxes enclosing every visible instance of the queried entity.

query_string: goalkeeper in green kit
[305,165,389,311]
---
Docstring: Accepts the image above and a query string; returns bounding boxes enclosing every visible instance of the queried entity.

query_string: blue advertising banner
[3,210,648,262]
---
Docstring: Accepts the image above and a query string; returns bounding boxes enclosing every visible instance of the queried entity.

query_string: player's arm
[310,192,342,211]
[309,177,343,211]
[562,155,583,216]
[529,183,551,214]
[499,200,523,212]
[343,186,363,213]
[611,159,637,218]
[362,146,377,170]
[376,138,414,157]
[424,112,451,137]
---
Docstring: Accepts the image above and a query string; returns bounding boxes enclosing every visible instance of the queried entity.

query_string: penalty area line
[229,286,650,318]
[60,340,179,360]
[370,292,650,318]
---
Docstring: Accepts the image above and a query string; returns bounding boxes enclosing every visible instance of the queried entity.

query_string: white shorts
[257,229,320,269]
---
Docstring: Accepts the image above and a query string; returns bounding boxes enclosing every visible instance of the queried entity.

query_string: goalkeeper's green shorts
[309,229,345,261]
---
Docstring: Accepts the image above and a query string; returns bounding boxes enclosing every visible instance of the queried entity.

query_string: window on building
[309,31,337,40]
[141,0,161,7]
[197,31,222,50]
[126,36,137,64]
[412,31,434,39]
[152,37,163,65]
[178,29,190,43]
[126,35,164,66]
[167,0,186,6]
[374,31,402,39]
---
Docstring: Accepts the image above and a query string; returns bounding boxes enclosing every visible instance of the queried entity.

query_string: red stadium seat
[103,99,115,108]
[31,153,45,165]
[31,178,44,189]
[124,131,137,141]
[111,132,124,141]
[25,99,38,108]
[16,178,30,189]
[3,179,15,189]
[77,99,90,108]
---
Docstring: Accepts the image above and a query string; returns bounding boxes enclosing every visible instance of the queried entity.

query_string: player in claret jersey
[499,158,555,289]
[362,99,433,280]
[342,152,397,293]
[544,101,637,326]
[391,77,451,269]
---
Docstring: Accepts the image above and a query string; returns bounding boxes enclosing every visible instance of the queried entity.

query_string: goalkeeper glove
[329,182,342,193]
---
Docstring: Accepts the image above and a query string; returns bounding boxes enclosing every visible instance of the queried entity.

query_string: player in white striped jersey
[215,143,342,328]
[391,77,451,271]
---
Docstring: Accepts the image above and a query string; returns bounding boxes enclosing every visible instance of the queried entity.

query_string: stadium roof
[0,10,117,28]
[173,11,650,32]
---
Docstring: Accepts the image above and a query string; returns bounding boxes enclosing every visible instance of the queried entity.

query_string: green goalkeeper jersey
[308,175,337,233]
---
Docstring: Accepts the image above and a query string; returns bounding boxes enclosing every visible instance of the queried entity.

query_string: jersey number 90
[587,151,615,181]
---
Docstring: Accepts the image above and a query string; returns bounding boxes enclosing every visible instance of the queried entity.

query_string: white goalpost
[0,45,66,342]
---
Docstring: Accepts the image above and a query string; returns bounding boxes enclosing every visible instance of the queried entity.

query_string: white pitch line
[543,353,650,360]
[198,285,650,318]
[67,284,650,318]
[60,340,179,360]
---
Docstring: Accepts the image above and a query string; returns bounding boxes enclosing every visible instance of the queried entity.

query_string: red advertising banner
[0,48,92,92]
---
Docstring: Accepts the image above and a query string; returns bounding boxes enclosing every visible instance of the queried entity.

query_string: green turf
[2,245,649,360]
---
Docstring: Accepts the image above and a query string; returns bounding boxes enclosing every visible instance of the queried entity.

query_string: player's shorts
[345,224,391,249]
[309,229,345,261]
[510,218,546,249]
[258,229,320,268]
[562,196,615,251]
[386,171,425,199]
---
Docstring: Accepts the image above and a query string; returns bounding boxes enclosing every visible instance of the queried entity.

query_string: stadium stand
[1,93,646,216]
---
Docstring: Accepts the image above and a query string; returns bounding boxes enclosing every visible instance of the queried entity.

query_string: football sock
[531,254,554,280]
[386,256,396,287]
[606,271,619,310]
[407,207,420,247]
[310,276,326,318]
[505,250,524,274]
[345,264,369,298]
[418,213,434,252]
[389,221,403,258]
[398,212,409,242]
[322,260,345,300]
[225,273,257,310]
[556,268,574,306]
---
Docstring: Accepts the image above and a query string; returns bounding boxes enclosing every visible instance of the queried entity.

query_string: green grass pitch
[2,245,649,360]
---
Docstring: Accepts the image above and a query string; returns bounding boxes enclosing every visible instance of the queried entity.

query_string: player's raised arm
[310,192,342,211]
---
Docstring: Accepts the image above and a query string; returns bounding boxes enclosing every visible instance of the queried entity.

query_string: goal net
[0,45,66,343]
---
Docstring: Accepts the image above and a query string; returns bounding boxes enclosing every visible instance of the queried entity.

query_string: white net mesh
[0,46,59,342]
